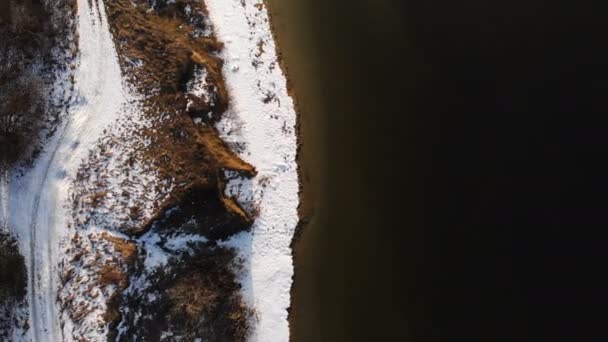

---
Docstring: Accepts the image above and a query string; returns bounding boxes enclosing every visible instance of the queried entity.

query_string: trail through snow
[1,0,130,340]
[1,172,8,231]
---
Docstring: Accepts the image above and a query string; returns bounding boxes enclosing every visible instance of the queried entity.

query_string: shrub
[0,230,26,339]
[99,263,127,288]
[0,231,26,303]
[117,243,254,341]
[0,0,74,167]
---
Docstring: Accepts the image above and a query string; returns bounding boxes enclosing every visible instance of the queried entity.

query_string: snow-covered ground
[1,0,134,340]
[206,0,300,341]
[1,0,299,340]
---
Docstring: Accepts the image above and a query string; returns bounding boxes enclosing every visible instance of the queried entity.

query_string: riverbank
[262,0,326,340]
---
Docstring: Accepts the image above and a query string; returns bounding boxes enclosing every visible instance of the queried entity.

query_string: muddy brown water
[266,1,608,342]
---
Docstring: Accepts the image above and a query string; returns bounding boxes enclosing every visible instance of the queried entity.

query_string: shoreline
[260,4,307,337]
[262,1,324,340]
[259,1,307,243]
[257,2,411,341]
[204,0,301,340]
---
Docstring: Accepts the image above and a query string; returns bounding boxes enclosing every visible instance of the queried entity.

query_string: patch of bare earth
[59,0,255,340]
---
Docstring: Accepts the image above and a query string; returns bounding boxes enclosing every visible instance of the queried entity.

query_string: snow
[1,0,300,340]
[163,233,209,251]
[140,231,171,269]
[137,230,209,270]
[1,0,136,340]
[187,66,210,100]
[186,65,215,114]
[205,1,300,341]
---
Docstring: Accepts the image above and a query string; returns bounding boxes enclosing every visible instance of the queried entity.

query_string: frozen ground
[205,0,300,341]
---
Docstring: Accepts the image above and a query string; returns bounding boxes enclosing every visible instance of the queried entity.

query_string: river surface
[264,0,410,341]
[266,1,608,342]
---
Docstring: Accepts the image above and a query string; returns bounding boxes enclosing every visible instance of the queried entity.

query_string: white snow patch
[205,1,300,341]
[187,66,210,100]
[139,230,210,270]
[164,233,208,251]
[139,231,170,269]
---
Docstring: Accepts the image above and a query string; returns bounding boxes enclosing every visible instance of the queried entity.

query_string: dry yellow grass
[101,233,138,265]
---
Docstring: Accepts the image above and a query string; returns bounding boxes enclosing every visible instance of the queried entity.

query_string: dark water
[266,1,608,341]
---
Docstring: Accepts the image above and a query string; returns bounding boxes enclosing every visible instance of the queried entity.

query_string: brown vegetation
[118,244,253,342]
[99,261,130,328]
[94,0,256,339]
[99,263,128,288]
[0,231,27,338]
[0,0,76,167]
[147,186,252,240]
[165,246,253,341]
[0,232,26,302]
[50,0,257,339]
[101,233,138,265]
[70,0,256,237]
[0,0,49,166]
